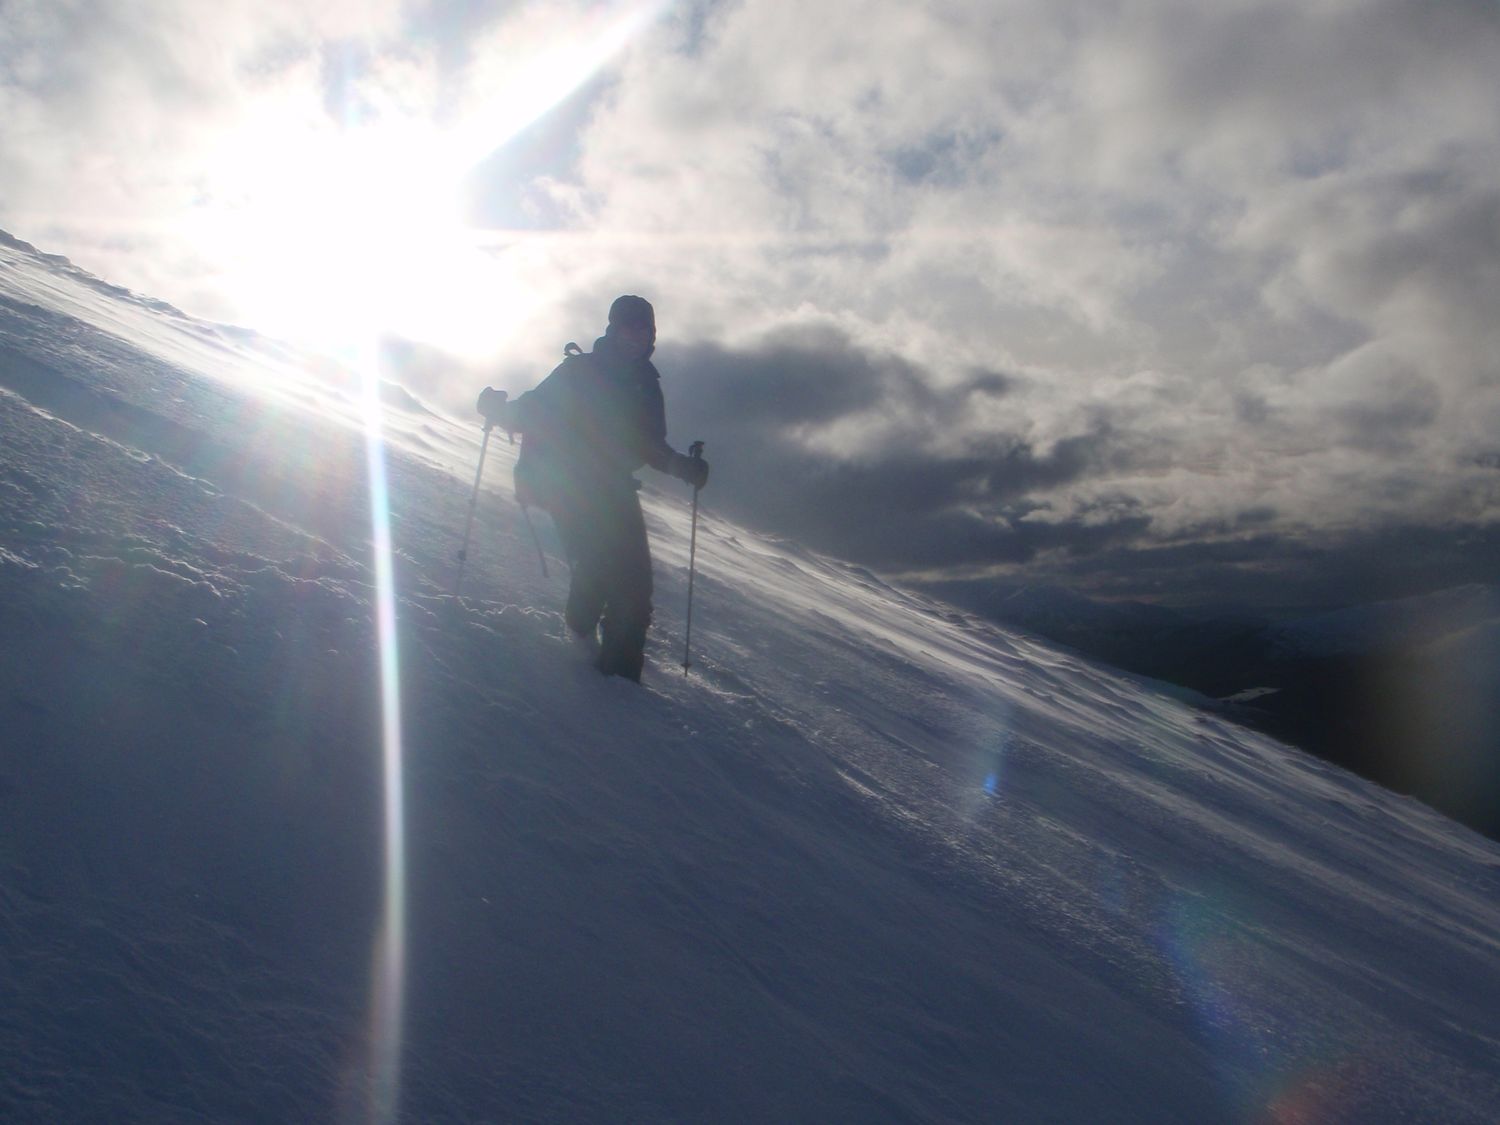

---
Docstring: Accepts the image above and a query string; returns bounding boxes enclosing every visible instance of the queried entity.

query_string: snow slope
[3,233,1500,1122]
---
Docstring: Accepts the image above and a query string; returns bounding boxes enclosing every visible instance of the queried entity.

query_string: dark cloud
[934,523,1500,612]
[666,327,892,427]
[664,325,1020,437]
[656,328,1134,570]
[650,326,1499,609]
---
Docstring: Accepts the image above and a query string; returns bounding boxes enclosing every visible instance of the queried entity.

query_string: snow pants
[550,482,654,681]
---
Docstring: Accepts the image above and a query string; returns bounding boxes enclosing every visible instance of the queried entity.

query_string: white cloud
[0,0,411,313]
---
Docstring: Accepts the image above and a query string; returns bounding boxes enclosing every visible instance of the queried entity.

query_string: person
[477,295,708,682]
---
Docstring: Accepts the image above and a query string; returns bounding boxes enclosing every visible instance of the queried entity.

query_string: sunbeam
[300,8,674,1117]
[356,341,408,1125]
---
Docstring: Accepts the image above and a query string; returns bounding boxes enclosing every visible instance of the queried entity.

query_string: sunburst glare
[178,0,669,363]
[274,8,671,1121]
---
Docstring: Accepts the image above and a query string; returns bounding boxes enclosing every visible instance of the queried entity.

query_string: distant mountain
[0,228,192,320]
[919,579,1269,689]
[1266,583,1500,658]
[921,578,1500,840]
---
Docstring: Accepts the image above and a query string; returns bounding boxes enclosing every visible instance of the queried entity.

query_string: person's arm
[664,446,709,489]
[642,381,709,487]
[477,360,570,434]
[639,379,674,471]
[475,386,511,431]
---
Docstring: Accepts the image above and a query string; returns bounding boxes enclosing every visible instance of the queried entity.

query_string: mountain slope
[921,578,1500,841]
[3,232,1499,1122]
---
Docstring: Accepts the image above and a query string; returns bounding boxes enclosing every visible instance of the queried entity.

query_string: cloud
[567,0,1497,602]
[655,325,1137,570]
[3,0,1497,607]
[0,0,416,316]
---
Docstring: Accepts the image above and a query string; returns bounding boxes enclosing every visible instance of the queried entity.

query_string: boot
[597,614,648,682]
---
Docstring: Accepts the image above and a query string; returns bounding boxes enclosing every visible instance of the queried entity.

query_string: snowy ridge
[3,234,1500,1121]
[0,229,194,320]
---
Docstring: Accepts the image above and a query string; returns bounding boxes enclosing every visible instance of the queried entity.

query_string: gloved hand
[669,450,710,490]
[475,386,509,429]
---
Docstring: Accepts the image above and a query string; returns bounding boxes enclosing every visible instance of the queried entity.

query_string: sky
[2,0,1498,609]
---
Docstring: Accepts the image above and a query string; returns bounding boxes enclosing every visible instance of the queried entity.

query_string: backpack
[512,341,586,513]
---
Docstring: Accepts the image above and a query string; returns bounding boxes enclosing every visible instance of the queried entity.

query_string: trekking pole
[682,440,705,675]
[453,389,505,597]
[520,503,549,578]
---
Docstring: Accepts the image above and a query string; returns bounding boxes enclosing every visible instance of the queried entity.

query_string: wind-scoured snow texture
[3,233,1499,1122]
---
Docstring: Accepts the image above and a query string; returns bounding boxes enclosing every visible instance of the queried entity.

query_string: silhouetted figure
[479,296,708,681]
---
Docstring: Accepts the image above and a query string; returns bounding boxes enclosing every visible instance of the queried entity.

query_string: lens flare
[290,9,675,1116]
[1155,887,1366,1120]
[355,342,408,1125]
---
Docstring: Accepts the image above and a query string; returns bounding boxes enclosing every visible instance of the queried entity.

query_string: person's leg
[565,570,606,639]
[551,504,607,638]
[597,493,654,681]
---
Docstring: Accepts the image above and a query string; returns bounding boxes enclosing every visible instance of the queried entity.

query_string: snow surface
[3,233,1500,1122]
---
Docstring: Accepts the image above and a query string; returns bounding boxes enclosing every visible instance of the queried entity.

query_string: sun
[188,114,515,358]
[183,1,669,364]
